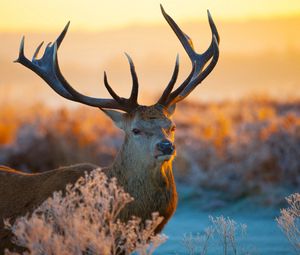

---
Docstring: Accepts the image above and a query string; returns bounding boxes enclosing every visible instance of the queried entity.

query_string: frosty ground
[158,189,293,254]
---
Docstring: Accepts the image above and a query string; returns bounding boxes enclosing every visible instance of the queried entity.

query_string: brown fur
[0,105,178,253]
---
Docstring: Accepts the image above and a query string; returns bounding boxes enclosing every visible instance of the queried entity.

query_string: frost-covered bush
[4,169,166,255]
[182,216,249,255]
[277,193,300,253]
[175,98,300,206]
[209,216,248,255]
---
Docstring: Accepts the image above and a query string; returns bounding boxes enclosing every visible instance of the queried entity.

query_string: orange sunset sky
[0,0,299,105]
[1,0,300,32]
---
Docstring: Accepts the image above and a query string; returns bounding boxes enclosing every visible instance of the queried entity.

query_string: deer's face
[103,105,176,165]
[129,105,176,164]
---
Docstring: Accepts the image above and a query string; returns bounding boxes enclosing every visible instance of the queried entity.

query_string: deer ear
[166,104,176,116]
[101,109,126,130]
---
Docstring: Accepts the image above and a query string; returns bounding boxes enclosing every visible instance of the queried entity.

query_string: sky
[1,0,300,32]
[0,0,299,105]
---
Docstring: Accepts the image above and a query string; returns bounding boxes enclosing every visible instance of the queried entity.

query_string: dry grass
[0,96,299,206]
[175,96,300,206]
[4,169,166,255]
[277,193,300,253]
[181,216,249,255]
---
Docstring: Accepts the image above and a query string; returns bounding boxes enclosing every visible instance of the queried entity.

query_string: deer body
[0,106,178,252]
[0,5,219,253]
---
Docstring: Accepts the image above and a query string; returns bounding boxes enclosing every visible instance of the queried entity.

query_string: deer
[0,5,219,253]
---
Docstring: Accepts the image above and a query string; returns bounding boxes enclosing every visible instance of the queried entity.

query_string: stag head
[15,5,219,166]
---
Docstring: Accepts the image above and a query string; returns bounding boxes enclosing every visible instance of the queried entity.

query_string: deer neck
[109,137,177,226]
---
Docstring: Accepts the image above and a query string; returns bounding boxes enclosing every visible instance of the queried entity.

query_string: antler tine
[125,53,139,106]
[157,54,179,105]
[160,5,196,60]
[207,10,220,44]
[55,21,70,49]
[159,5,220,106]
[32,41,44,61]
[201,10,220,63]
[14,36,26,64]
[166,61,196,105]
[103,71,123,104]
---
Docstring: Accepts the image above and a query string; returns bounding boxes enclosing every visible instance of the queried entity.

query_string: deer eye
[132,128,141,135]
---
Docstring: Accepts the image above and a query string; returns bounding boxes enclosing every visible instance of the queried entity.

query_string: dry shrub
[174,97,300,206]
[0,96,299,206]
[209,216,248,255]
[0,106,120,172]
[182,228,213,255]
[4,169,166,255]
[182,216,249,255]
[277,193,300,253]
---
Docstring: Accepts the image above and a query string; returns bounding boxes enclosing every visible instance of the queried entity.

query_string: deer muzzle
[156,139,175,156]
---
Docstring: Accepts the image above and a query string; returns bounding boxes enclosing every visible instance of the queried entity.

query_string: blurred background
[0,1,299,254]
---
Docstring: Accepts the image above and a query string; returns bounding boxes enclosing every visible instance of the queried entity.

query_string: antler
[158,5,220,107]
[15,6,219,112]
[15,22,139,113]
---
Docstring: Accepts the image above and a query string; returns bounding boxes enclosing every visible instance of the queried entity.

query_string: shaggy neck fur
[109,135,177,229]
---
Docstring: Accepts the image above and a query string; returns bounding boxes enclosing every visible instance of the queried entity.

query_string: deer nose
[157,139,175,155]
